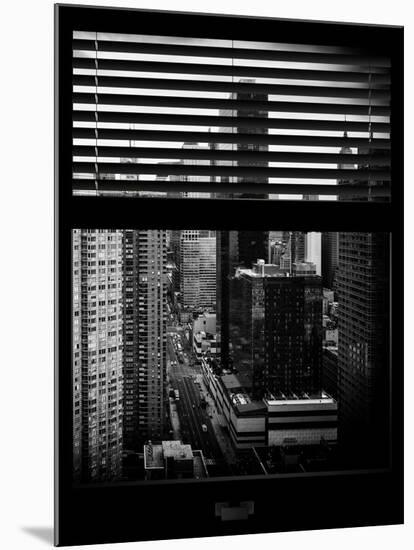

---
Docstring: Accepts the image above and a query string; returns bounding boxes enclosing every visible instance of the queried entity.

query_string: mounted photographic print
[55,4,403,546]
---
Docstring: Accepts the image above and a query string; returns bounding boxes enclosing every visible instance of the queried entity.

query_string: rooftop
[143,443,164,470]
[144,440,195,470]
[162,440,193,461]
[265,391,336,407]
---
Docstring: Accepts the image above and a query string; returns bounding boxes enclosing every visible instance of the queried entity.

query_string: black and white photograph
[70,28,392,484]
[72,228,390,483]
[1,1,409,548]
[52,4,403,546]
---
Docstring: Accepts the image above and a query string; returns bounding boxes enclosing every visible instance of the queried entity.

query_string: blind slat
[73,110,390,133]
[73,75,390,100]
[73,128,391,149]
[72,146,390,166]
[73,38,390,67]
[73,162,390,181]
[73,93,390,116]
[73,57,390,85]
[72,178,390,197]
[72,30,391,200]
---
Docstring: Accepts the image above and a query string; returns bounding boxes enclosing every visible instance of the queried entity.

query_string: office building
[215,81,269,367]
[229,260,323,398]
[337,231,389,465]
[336,131,390,465]
[143,440,208,480]
[201,358,337,450]
[165,143,210,199]
[305,232,321,275]
[180,230,216,310]
[322,232,339,289]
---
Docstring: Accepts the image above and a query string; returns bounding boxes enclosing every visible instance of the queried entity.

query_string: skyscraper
[122,230,140,451]
[305,232,322,275]
[72,229,124,482]
[217,230,268,368]
[180,230,216,310]
[336,132,390,466]
[215,81,270,367]
[290,232,306,265]
[337,232,389,466]
[168,229,182,293]
[165,143,210,199]
[229,261,323,399]
[134,230,168,445]
[322,232,339,289]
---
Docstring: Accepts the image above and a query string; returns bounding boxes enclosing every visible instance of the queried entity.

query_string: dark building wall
[263,276,323,397]
[228,273,265,392]
[228,272,323,399]
[216,85,269,367]
[336,135,390,466]
[322,232,339,289]
[322,348,339,399]
[218,231,268,369]
[337,232,390,466]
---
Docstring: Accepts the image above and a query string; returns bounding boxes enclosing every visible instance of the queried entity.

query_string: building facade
[229,260,323,399]
[72,229,124,482]
[337,231,390,465]
[336,132,390,466]
[180,230,216,310]
[215,80,269,368]
[134,230,168,444]
[322,232,339,289]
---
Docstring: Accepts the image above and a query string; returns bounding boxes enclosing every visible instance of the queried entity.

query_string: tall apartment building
[229,260,323,399]
[180,230,216,310]
[123,230,168,448]
[72,229,124,482]
[122,230,140,450]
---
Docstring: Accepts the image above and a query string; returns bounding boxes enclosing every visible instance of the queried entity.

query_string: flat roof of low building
[221,372,251,390]
[162,440,193,461]
[233,400,267,415]
[265,391,336,407]
[221,373,243,390]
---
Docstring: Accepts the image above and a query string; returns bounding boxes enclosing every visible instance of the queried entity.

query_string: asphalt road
[167,333,224,462]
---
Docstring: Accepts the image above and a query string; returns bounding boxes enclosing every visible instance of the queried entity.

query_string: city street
[167,329,232,476]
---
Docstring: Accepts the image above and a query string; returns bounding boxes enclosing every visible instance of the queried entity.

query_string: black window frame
[55,4,403,546]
